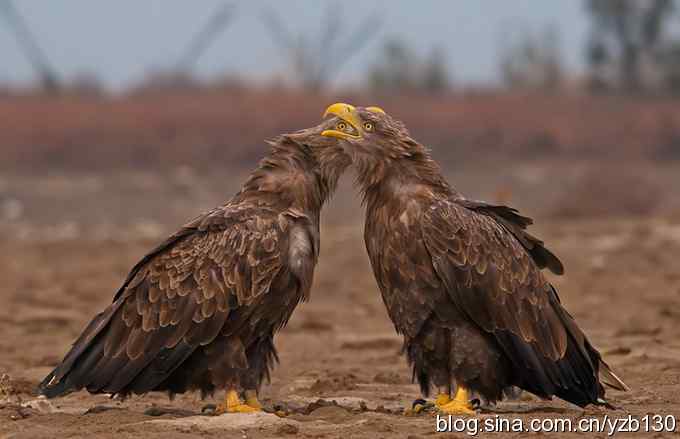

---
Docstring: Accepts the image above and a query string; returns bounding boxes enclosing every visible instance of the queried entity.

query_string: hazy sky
[0,1,590,90]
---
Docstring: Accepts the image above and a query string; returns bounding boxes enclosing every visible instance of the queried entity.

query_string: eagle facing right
[38,119,350,413]
[320,103,629,414]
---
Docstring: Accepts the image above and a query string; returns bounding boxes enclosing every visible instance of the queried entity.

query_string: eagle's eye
[363,122,373,131]
[336,122,347,131]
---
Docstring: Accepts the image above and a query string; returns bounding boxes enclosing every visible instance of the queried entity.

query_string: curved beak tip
[321,102,364,140]
[322,102,356,119]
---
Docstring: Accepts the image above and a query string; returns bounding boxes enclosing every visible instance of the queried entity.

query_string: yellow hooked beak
[321,103,363,140]
[321,103,387,140]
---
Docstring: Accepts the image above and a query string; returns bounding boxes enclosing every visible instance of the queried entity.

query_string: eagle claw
[215,403,260,415]
[404,398,434,416]
[437,400,476,416]
[214,390,261,415]
[435,389,476,416]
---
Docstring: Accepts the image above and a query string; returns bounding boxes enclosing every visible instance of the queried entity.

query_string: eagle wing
[421,198,607,402]
[364,202,444,340]
[39,203,314,397]
[456,198,564,275]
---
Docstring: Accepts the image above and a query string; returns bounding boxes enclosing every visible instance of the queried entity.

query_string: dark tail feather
[39,374,76,399]
[40,332,109,397]
[38,301,123,398]
[549,289,627,407]
[503,286,627,408]
[598,359,629,391]
[551,334,601,407]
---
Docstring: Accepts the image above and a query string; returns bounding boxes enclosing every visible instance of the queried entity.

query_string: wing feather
[457,199,564,275]
[39,204,300,398]
[422,199,607,404]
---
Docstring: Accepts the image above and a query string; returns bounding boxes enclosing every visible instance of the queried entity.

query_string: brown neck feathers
[354,137,453,208]
[238,136,339,213]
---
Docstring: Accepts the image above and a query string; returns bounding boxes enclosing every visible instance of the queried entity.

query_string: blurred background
[1,1,679,436]
[1,0,680,226]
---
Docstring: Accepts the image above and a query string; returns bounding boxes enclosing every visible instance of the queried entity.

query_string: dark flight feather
[457,199,564,275]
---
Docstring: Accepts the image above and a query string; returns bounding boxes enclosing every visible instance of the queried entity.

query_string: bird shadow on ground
[480,405,577,415]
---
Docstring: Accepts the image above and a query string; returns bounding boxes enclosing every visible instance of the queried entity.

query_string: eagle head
[320,103,417,162]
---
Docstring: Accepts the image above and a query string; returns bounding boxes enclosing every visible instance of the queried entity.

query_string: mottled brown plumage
[321,104,627,409]
[39,120,350,403]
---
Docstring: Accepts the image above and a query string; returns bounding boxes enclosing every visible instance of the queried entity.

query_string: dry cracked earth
[1,167,679,438]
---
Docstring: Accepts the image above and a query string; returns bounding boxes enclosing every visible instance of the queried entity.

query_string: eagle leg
[436,387,476,415]
[215,389,260,414]
[243,389,263,410]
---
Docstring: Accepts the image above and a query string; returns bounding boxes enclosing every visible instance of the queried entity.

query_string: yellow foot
[214,390,261,415]
[435,393,452,406]
[437,400,476,415]
[435,388,476,416]
[215,403,259,414]
[244,389,263,410]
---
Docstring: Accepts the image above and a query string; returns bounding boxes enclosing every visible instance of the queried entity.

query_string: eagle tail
[548,292,628,407]
[592,363,627,410]
[38,303,121,398]
[598,359,630,391]
[39,373,75,399]
[547,332,602,407]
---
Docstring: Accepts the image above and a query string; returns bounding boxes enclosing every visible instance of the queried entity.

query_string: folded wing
[421,199,625,405]
[39,205,292,397]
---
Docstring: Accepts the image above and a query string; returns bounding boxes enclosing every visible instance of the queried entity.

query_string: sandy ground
[1,169,679,438]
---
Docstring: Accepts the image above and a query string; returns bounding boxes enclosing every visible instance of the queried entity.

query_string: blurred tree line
[365,0,680,96]
[366,40,449,94]
[4,0,680,96]
[497,24,564,92]
[586,0,680,94]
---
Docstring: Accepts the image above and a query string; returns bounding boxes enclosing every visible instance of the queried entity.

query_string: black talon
[201,404,217,414]
[412,398,427,409]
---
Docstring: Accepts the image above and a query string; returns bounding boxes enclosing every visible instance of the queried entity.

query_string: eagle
[320,103,628,414]
[38,120,350,414]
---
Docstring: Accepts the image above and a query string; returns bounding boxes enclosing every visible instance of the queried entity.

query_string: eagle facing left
[320,103,628,415]
[38,120,350,413]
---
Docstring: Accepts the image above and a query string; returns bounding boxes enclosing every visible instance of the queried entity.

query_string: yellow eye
[363,122,373,131]
[336,122,347,130]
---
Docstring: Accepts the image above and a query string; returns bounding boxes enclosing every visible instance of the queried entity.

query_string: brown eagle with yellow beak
[321,103,628,414]
[38,120,350,413]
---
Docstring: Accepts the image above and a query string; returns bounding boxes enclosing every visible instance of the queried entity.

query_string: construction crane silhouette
[260,3,382,91]
[0,0,59,92]
[174,2,235,74]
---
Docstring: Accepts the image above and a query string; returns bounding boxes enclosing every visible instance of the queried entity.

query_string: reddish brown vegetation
[1,89,679,171]
[1,89,680,438]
